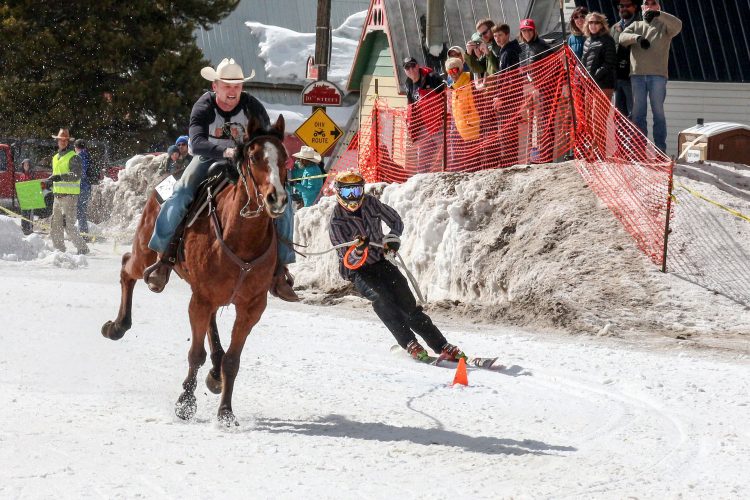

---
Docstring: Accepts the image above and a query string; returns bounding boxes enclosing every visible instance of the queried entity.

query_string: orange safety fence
[326,46,673,265]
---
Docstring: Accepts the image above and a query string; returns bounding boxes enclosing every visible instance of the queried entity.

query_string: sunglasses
[338,185,364,200]
[479,29,490,36]
[448,67,461,73]
[404,63,417,70]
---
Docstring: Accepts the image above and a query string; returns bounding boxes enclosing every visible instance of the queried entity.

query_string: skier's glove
[355,236,370,252]
[384,239,400,253]
[643,10,660,23]
[639,37,651,50]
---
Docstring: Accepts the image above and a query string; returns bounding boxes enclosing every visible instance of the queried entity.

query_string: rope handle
[343,245,368,270]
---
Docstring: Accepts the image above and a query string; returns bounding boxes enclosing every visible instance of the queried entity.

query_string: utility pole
[313,0,332,114]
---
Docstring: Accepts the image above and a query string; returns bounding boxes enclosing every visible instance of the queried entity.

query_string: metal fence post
[661,161,675,273]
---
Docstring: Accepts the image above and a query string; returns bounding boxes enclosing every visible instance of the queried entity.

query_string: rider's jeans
[148,155,296,265]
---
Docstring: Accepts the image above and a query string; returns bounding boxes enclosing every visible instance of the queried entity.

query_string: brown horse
[101,116,289,426]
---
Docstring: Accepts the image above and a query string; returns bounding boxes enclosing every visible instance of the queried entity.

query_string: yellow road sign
[294,109,343,156]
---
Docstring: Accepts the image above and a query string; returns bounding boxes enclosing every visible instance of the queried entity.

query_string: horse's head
[237,115,289,218]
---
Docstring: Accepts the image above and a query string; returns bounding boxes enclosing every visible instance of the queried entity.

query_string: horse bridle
[237,134,287,219]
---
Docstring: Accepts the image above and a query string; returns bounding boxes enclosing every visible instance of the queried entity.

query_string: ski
[390,345,505,371]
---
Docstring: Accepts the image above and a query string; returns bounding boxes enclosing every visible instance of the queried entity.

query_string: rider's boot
[143,238,180,293]
[269,263,300,302]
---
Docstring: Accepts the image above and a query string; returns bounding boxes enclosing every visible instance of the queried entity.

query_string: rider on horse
[328,171,466,362]
[144,58,299,302]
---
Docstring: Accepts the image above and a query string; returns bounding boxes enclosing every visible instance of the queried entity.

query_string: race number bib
[155,175,178,204]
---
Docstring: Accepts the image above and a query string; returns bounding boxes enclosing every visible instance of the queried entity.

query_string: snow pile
[91,154,167,243]
[0,216,47,261]
[246,11,366,88]
[0,216,88,268]
[292,163,750,337]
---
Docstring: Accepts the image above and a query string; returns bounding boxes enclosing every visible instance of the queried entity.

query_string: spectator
[174,135,192,170]
[165,145,180,173]
[73,139,91,237]
[403,56,445,172]
[18,159,34,235]
[620,0,682,153]
[568,7,589,60]
[611,0,642,117]
[518,19,553,163]
[445,46,470,83]
[488,24,522,72]
[488,24,523,167]
[46,128,89,255]
[290,146,325,207]
[582,12,617,98]
[518,18,552,65]
[465,19,498,77]
[445,57,481,171]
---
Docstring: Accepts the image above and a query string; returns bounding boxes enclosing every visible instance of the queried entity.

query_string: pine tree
[0,0,239,157]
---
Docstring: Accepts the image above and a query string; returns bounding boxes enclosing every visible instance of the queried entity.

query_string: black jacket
[519,36,552,67]
[582,33,617,90]
[492,39,522,71]
[405,67,445,104]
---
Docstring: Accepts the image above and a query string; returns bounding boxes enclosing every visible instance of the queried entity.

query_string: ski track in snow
[1,245,749,498]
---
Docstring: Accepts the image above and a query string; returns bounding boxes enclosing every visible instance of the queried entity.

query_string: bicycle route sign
[294,108,343,156]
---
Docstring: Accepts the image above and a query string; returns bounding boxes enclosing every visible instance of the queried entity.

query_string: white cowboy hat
[200,58,255,83]
[51,128,75,140]
[292,146,322,163]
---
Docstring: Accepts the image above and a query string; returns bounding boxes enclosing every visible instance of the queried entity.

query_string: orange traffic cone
[452,357,468,386]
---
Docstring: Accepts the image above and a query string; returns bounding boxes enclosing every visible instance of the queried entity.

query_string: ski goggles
[338,185,364,200]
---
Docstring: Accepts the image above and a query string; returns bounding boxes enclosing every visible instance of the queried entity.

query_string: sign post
[294,109,343,157]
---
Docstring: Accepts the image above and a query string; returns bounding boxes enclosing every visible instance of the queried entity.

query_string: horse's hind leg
[101,252,138,340]
[205,313,224,395]
[175,296,211,421]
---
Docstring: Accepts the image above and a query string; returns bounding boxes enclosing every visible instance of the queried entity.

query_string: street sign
[301,80,343,107]
[294,109,343,156]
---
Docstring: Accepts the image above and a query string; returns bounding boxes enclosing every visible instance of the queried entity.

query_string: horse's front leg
[175,295,212,420]
[217,293,267,426]
[205,313,224,394]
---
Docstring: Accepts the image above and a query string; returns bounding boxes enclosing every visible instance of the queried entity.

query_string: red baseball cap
[519,18,536,31]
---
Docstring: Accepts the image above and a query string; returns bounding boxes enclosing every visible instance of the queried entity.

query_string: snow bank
[246,11,366,88]
[0,216,47,261]
[0,216,87,268]
[90,154,167,244]
[292,163,750,337]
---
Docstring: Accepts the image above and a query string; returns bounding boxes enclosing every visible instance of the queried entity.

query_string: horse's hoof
[101,320,127,340]
[218,409,239,427]
[175,392,197,420]
[205,370,222,394]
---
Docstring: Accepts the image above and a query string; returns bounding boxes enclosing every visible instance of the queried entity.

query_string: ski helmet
[334,171,365,212]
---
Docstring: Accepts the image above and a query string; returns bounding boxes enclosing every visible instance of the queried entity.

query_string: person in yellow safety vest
[45,128,89,255]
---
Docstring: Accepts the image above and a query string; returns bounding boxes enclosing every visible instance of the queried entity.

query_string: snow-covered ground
[1,238,749,498]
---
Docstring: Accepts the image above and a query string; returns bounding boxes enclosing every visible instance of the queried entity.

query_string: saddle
[157,160,238,271]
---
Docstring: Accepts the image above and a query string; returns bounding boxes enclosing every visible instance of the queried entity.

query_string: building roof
[579,0,750,82]
[195,0,370,87]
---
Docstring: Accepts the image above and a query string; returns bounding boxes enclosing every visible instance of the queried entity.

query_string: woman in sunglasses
[568,6,589,60]
[329,171,466,363]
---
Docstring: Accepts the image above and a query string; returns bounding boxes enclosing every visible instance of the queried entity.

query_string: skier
[328,171,466,362]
